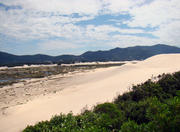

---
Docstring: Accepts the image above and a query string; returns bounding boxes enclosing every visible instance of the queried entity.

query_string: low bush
[23,71,180,132]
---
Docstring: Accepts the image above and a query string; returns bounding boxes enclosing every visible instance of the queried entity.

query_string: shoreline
[0,62,126,88]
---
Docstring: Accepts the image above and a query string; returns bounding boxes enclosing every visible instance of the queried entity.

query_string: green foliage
[93,103,125,131]
[158,72,180,97]
[145,96,180,132]
[118,100,150,124]
[23,71,180,132]
[120,120,140,132]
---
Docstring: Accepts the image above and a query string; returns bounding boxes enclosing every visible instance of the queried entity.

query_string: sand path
[0,54,180,132]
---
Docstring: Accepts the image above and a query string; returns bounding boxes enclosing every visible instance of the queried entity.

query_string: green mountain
[0,44,180,66]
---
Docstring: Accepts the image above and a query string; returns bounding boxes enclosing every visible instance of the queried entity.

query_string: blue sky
[0,0,180,56]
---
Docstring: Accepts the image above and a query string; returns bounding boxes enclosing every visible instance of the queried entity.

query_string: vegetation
[23,71,180,132]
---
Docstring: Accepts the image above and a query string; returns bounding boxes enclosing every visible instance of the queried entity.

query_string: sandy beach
[0,54,180,132]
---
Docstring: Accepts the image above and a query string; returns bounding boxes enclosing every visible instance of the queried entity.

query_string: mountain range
[0,44,180,66]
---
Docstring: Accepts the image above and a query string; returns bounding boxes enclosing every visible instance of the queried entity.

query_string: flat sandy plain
[0,54,180,132]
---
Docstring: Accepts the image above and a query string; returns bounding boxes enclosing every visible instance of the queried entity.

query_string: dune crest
[138,54,180,68]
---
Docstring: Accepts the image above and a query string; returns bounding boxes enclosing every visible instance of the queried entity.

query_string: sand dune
[0,54,180,132]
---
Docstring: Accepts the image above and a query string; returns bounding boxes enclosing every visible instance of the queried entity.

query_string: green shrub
[120,120,140,132]
[94,103,125,130]
[23,71,180,132]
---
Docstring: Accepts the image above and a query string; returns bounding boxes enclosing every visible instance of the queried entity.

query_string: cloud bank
[0,0,180,55]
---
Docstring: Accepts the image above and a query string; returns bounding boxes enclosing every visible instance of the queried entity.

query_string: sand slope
[0,54,180,132]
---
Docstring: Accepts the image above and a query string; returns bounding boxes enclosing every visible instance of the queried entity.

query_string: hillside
[0,44,180,66]
[80,44,180,61]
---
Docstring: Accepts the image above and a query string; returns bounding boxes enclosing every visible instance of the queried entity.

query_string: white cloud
[0,0,180,55]
[127,0,180,27]
[0,11,94,40]
[0,3,146,41]
[102,0,180,46]
[102,0,150,14]
[1,0,102,15]
[152,21,180,45]
[0,0,99,40]
[110,34,160,47]
[84,25,146,41]
[38,40,81,51]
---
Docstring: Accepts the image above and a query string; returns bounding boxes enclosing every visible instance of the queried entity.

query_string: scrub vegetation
[23,71,180,132]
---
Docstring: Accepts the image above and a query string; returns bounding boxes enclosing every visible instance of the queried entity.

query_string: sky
[0,0,180,56]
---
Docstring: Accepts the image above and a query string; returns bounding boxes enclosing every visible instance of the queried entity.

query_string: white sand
[61,61,137,66]
[0,54,180,132]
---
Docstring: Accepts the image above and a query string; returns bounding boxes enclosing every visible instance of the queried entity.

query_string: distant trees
[23,71,180,132]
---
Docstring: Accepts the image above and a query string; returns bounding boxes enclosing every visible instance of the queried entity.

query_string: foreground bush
[23,72,180,132]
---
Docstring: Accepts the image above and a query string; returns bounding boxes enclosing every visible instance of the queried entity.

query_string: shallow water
[0,78,31,83]
[0,79,10,83]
